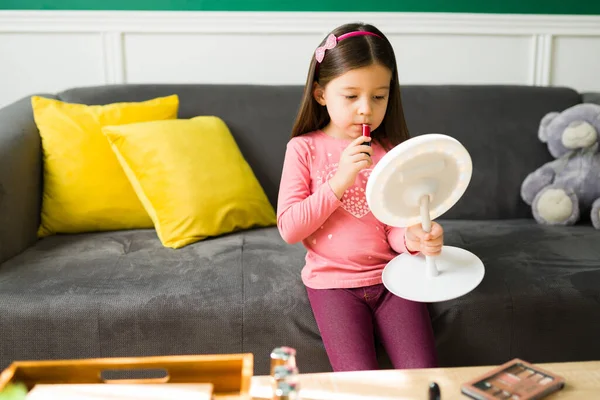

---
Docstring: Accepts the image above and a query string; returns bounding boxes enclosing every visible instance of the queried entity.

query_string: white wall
[0,11,599,108]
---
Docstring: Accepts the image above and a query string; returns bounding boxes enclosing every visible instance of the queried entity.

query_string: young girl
[277,22,444,372]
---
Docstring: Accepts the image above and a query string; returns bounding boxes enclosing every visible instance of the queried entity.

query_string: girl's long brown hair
[290,22,410,149]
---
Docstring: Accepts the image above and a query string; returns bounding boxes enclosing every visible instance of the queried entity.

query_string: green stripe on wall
[1,0,600,14]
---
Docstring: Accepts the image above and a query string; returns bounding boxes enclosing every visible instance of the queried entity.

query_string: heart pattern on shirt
[326,167,372,218]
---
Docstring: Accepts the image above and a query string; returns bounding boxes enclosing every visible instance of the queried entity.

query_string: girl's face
[313,63,392,141]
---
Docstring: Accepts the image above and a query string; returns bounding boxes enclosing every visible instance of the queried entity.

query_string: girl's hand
[328,136,373,199]
[405,222,444,256]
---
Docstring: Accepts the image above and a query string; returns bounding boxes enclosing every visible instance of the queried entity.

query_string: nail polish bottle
[272,365,299,398]
[273,380,300,400]
[270,346,297,375]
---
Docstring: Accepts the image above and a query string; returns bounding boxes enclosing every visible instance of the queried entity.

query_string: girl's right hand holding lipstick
[328,136,373,199]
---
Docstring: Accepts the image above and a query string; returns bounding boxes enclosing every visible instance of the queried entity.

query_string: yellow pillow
[102,116,276,249]
[32,95,179,237]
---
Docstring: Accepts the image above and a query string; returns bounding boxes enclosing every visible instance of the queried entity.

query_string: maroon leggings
[306,283,438,372]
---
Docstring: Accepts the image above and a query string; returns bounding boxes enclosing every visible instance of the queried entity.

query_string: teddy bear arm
[521,163,556,205]
[591,198,600,229]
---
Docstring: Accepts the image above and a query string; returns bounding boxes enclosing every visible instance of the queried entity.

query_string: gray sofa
[1,84,599,376]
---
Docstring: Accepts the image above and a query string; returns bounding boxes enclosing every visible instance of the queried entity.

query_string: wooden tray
[0,353,253,399]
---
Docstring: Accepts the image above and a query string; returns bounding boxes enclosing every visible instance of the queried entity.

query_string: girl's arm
[277,140,342,244]
[385,226,419,255]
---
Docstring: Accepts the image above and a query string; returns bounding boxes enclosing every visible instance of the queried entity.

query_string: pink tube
[362,124,371,146]
[362,124,370,138]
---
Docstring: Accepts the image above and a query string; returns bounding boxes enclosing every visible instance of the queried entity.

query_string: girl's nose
[358,98,372,115]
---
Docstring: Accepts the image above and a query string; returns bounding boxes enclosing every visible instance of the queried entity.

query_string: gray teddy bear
[521,103,600,229]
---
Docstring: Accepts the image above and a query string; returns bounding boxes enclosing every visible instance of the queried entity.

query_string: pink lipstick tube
[362,124,371,146]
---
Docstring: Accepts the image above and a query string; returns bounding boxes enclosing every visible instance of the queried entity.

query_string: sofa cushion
[2,221,599,374]
[57,84,583,220]
[102,116,276,249]
[429,219,600,366]
[57,84,302,212]
[31,94,180,237]
[0,227,329,374]
[583,92,600,105]
[399,85,582,221]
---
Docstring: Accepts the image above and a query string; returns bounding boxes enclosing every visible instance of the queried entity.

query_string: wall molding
[101,32,125,84]
[533,34,554,86]
[1,10,598,92]
[1,10,600,35]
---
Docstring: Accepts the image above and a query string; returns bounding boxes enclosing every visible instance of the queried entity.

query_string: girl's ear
[312,82,326,106]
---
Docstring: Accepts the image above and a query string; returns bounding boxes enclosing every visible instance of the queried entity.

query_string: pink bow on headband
[315,34,337,63]
[314,31,383,63]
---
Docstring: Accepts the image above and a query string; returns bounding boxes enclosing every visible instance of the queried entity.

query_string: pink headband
[315,31,382,63]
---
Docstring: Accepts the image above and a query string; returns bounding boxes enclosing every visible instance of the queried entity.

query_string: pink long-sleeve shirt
[277,130,414,290]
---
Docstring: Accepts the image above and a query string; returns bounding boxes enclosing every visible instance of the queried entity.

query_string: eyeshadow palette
[461,358,565,400]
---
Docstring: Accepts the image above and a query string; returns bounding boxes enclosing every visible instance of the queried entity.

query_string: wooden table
[249,361,600,399]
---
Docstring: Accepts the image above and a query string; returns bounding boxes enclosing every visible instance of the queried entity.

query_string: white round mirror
[366,134,485,302]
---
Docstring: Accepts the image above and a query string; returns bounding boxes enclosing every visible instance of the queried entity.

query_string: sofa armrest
[583,92,600,106]
[0,94,54,264]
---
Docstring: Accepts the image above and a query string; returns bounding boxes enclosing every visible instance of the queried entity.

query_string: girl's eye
[344,95,385,100]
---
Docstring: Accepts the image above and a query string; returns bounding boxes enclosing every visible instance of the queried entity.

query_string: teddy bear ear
[538,111,559,143]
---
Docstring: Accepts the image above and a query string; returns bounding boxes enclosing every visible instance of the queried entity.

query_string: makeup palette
[461,359,565,400]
